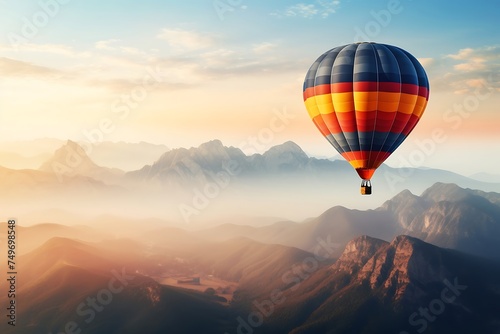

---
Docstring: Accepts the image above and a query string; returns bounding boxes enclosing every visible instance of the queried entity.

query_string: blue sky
[0,0,499,175]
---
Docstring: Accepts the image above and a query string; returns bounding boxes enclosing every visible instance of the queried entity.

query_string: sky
[0,0,499,176]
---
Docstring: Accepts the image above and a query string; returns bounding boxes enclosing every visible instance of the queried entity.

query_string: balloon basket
[360,179,372,195]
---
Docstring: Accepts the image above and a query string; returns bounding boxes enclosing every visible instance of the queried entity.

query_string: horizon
[0,136,498,178]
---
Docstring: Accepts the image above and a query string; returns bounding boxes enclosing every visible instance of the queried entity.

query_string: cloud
[446,46,500,72]
[0,57,62,77]
[272,0,340,18]
[150,43,300,86]
[417,57,435,68]
[285,4,318,18]
[0,43,90,58]
[317,0,341,17]
[0,35,297,98]
[94,40,151,60]
[253,42,276,54]
[157,28,215,51]
[431,45,500,94]
[95,39,120,50]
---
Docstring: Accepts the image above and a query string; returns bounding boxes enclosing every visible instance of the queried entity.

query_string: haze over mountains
[3,139,500,226]
[3,138,500,332]
[195,182,500,260]
[0,139,168,171]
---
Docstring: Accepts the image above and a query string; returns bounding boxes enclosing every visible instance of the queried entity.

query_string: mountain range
[125,139,500,196]
[195,182,500,260]
[3,139,499,224]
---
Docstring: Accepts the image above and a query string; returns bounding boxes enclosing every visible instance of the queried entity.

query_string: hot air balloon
[303,42,429,195]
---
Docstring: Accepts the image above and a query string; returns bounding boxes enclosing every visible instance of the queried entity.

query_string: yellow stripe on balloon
[413,96,428,117]
[318,103,335,115]
[398,93,419,114]
[332,92,354,112]
[314,93,333,106]
[304,97,320,119]
[376,92,401,112]
[348,159,366,169]
[352,92,378,112]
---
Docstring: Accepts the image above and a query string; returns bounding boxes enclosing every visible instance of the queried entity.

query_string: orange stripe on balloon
[332,92,354,113]
[353,91,379,111]
[341,151,394,173]
[321,112,343,133]
[312,115,331,137]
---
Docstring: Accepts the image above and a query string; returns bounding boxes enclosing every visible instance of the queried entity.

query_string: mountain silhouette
[39,140,124,184]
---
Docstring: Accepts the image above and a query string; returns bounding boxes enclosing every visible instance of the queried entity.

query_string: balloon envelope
[303,42,429,182]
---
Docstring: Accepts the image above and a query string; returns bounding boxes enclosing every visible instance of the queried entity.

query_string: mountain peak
[193,140,245,160]
[38,140,123,183]
[332,235,388,274]
[389,234,422,249]
[421,182,472,202]
[39,140,97,172]
[354,234,455,302]
[263,141,307,157]
[260,141,309,172]
[198,139,224,150]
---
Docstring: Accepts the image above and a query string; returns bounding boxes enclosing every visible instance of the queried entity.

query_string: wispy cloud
[94,39,152,60]
[155,45,297,82]
[0,57,62,77]
[417,57,435,68]
[428,45,500,94]
[285,3,318,18]
[157,28,215,51]
[0,43,90,58]
[447,47,488,72]
[272,0,340,18]
[95,39,120,50]
[252,42,276,54]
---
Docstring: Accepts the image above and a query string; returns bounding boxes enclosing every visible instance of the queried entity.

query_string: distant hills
[4,139,499,223]
[0,138,168,171]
